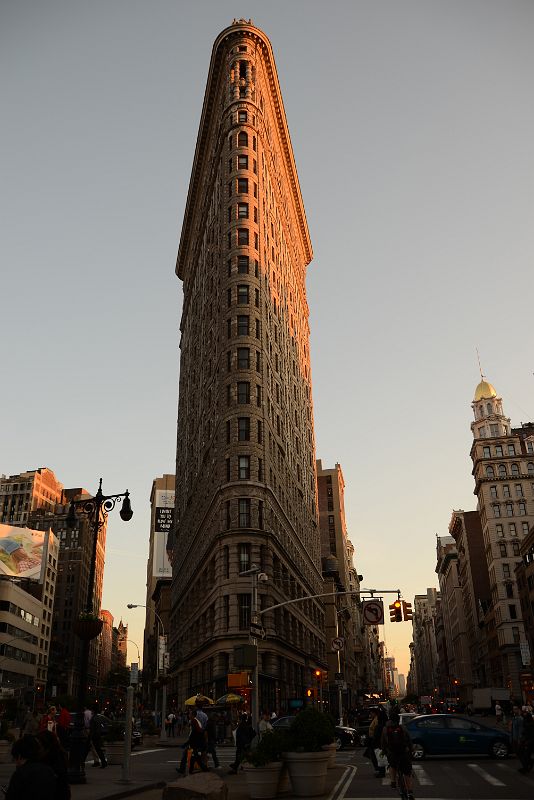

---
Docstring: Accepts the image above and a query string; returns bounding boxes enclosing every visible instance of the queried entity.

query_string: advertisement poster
[153,490,174,578]
[0,524,46,580]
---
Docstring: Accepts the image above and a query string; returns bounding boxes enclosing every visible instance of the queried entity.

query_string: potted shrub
[282,709,335,797]
[73,612,103,641]
[243,730,286,799]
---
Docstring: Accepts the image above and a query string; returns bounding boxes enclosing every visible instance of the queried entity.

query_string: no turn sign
[331,636,345,651]
[362,600,385,625]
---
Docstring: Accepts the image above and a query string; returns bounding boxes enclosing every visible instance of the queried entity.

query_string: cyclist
[381,710,414,800]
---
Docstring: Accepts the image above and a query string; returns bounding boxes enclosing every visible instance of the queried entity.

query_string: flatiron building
[169,20,326,710]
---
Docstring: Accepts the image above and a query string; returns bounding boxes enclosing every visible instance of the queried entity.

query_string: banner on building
[153,490,174,578]
[0,524,47,581]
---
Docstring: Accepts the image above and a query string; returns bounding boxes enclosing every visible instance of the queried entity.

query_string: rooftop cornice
[176,21,312,280]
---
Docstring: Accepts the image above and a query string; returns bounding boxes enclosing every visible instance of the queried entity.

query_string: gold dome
[474,379,497,402]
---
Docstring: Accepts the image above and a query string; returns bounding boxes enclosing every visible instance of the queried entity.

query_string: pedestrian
[258,710,273,740]
[229,713,255,774]
[495,701,503,726]
[5,735,57,800]
[510,705,524,754]
[88,708,108,769]
[56,705,71,750]
[21,709,39,737]
[364,707,388,777]
[39,706,57,735]
[36,730,71,800]
[167,712,176,737]
[195,698,208,730]
[206,713,220,768]
[518,712,534,774]
[381,711,415,800]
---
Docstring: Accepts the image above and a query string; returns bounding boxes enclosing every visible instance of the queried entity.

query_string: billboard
[0,524,49,580]
[152,489,174,578]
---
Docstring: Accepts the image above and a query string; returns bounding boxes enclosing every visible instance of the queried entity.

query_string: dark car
[67,713,143,749]
[405,714,510,760]
[272,715,356,750]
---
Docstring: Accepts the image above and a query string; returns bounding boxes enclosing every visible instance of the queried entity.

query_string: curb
[93,781,166,799]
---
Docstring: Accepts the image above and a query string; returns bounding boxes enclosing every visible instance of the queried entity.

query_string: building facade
[516,525,534,701]
[412,588,440,697]
[0,469,64,527]
[170,19,326,710]
[98,610,114,685]
[470,379,534,696]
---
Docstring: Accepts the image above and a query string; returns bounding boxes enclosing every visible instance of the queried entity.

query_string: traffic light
[306,688,312,698]
[315,669,322,680]
[389,600,402,622]
[402,601,413,621]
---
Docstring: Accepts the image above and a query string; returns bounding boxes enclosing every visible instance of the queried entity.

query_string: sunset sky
[2,1,534,678]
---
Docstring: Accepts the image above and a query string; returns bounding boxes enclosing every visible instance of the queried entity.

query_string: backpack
[386,724,405,753]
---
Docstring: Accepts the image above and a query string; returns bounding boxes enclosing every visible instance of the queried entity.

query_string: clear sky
[2,1,534,678]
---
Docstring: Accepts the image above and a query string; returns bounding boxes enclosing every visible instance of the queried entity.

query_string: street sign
[250,623,266,640]
[362,600,385,625]
[331,636,345,652]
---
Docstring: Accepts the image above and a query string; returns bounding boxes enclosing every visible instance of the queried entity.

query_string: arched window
[238,131,248,147]
[486,466,495,478]
[498,464,507,478]
[487,403,492,414]
[528,462,534,476]
[511,463,519,477]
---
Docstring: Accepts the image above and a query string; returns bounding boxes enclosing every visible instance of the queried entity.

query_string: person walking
[381,711,415,800]
[510,705,524,754]
[36,730,71,800]
[89,709,108,769]
[206,713,220,768]
[258,710,273,740]
[518,711,534,774]
[188,709,209,775]
[365,707,388,777]
[167,712,176,737]
[229,713,255,774]
[495,701,503,726]
[6,735,57,800]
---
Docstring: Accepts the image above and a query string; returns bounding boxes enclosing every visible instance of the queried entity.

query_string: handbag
[375,748,388,769]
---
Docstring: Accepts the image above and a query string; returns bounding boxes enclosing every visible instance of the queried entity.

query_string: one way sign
[249,622,266,640]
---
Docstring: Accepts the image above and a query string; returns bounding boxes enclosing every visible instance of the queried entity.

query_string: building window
[237,348,250,369]
[483,446,491,458]
[238,456,250,480]
[496,524,504,537]
[255,319,261,338]
[509,523,516,536]
[512,541,520,556]
[223,595,230,630]
[239,543,251,571]
[238,593,251,629]
[257,420,263,444]
[226,458,230,482]
[237,316,249,336]
[238,499,251,527]
[226,419,231,444]
[495,445,503,457]
[506,582,514,598]
[515,484,523,497]
[528,442,534,454]
[238,111,247,123]
[238,155,248,169]
[237,284,249,304]
[258,500,264,529]
[223,546,229,579]
[238,178,248,194]
[528,462,534,476]
[519,501,526,515]
[523,522,530,535]
[238,203,249,218]
[503,563,511,578]
[498,464,507,478]
[511,464,520,477]
[509,603,517,620]
[237,382,250,403]
[493,504,501,518]
[503,485,511,498]
[508,444,516,456]
[506,503,513,517]
[258,458,263,481]
[238,228,249,245]
[238,131,248,147]
[490,486,498,499]
[490,424,499,436]
[238,417,250,441]
[499,542,507,557]
[256,385,261,406]
[486,466,495,478]
[226,501,231,529]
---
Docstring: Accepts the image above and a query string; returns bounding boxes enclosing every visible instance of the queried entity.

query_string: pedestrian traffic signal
[402,601,413,621]
[306,688,312,697]
[389,600,402,622]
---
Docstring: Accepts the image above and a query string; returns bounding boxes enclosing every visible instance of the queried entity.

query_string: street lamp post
[66,479,132,782]
[239,564,267,728]
[127,603,167,740]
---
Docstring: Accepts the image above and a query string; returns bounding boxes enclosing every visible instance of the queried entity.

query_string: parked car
[66,713,143,749]
[272,715,356,750]
[405,714,510,759]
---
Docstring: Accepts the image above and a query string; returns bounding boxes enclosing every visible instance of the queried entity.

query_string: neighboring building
[170,19,326,710]
[98,610,114,685]
[398,673,406,697]
[412,588,440,696]
[516,524,534,702]
[143,475,174,706]
[470,379,534,696]
[116,620,128,670]
[0,469,64,527]
[435,535,472,701]
[316,460,364,706]
[0,579,40,691]
[448,509,491,697]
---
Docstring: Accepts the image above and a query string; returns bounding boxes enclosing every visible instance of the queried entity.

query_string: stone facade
[169,20,326,710]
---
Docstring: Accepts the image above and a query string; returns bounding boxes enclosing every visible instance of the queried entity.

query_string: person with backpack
[381,711,414,800]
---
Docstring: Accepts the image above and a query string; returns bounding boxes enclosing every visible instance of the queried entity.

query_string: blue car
[405,714,509,759]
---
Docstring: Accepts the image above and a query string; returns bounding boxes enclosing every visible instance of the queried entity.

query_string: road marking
[131,748,166,756]
[441,763,470,785]
[332,765,356,800]
[412,764,433,785]
[467,763,505,786]
[325,765,353,800]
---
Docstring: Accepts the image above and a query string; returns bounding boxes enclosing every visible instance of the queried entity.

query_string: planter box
[282,751,330,797]
[321,742,337,769]
[243,762,282,799]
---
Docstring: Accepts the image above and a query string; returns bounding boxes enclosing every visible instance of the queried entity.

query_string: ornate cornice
[176,21,312,280]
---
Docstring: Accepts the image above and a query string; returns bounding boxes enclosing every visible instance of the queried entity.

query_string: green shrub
[286,708,335,752]
[245,730,287,766]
